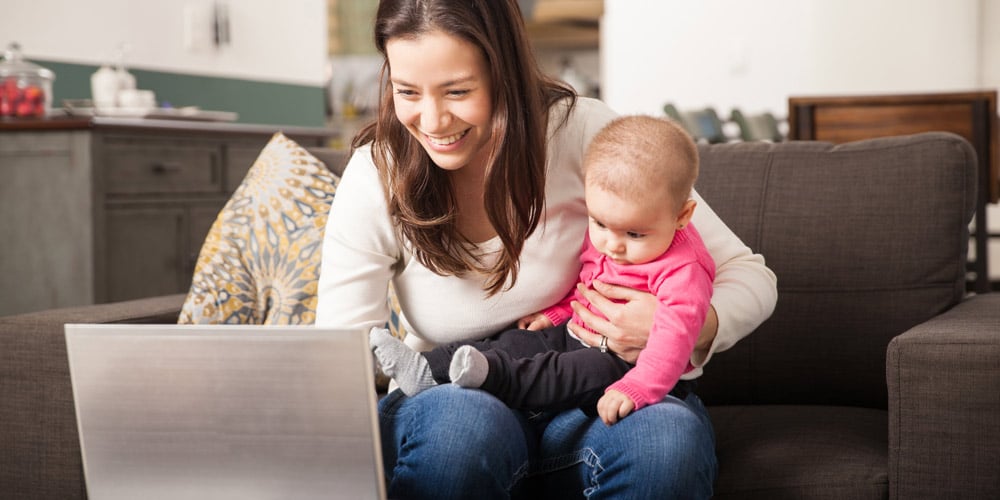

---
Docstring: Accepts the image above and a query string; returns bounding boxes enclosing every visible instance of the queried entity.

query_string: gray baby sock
[369,327,437,396]
[449,345,489,388]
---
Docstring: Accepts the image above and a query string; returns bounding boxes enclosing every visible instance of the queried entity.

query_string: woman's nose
[419,97,449,132]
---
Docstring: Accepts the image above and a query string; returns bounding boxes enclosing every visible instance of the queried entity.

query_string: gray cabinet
[0,118,338,315]
[104,206,188,302]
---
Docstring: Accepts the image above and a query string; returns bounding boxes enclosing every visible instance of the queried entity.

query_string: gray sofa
[2,132,998,499]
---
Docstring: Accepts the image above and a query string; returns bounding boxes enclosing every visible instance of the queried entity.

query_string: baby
[371,115,715,425]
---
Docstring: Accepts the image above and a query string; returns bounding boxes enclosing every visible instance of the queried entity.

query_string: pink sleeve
[542,292,574,326]
[607,259,714,410]
[541,236,596,326]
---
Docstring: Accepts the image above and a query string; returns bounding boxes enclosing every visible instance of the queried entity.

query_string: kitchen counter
[0,115,338,139]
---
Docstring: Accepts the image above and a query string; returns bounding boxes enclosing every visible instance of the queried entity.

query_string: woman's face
[386,30,494,172]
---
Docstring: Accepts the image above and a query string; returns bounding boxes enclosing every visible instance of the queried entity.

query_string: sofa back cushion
[694,132,977,409]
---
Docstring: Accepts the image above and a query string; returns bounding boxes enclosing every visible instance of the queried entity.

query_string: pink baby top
[542,224,716,410]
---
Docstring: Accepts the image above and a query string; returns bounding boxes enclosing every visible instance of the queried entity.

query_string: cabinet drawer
[226,145,267,193]
[104,145,222,194]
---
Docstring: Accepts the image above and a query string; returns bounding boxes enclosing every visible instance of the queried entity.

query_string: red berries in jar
[0,42,55,118]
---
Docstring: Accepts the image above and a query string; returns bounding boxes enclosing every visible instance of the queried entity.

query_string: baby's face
[585,183,681,265]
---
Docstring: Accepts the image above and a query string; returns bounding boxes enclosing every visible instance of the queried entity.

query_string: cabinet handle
[151,162,183,175]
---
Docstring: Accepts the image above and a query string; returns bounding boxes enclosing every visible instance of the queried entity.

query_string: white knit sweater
[316,97,777,379]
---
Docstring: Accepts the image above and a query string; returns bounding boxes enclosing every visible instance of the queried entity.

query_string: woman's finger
[592,280,643,302]
[571,299,617,339]
[580,282,657,349]
[577,283,616,318]
[565,316,603,347]
[578,282,649,339]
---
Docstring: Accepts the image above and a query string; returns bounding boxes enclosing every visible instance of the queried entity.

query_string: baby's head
[583,115,699,265]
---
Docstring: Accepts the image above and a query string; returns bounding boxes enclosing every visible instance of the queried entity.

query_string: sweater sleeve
[315,146,401,331]
[541,236,594,326]
[607,258,714,409]
[542,293,574,327]
[686,189,777,376]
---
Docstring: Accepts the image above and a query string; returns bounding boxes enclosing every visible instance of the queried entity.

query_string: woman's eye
[447,89,470,97]
[394,88,417,97]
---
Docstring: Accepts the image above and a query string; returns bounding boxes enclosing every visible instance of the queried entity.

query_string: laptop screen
[65,324,386,500]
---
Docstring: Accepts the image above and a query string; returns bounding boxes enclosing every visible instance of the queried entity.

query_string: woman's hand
[517,312,554,331]
[566,281,655,363]
[597,389,635,426]
[566,280,721,363]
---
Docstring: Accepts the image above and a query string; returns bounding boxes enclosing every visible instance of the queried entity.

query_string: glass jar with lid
[0,42,55,118]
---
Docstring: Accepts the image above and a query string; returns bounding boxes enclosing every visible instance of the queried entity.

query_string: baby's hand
[517,313,554,331]
[597,389,636,426]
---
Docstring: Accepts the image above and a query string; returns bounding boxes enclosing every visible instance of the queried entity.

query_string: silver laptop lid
[65,324,386,500]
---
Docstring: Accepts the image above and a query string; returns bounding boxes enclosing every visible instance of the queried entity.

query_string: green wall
[38,59,327,127]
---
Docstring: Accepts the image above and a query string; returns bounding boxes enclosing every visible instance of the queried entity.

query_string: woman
[316,0,777,497]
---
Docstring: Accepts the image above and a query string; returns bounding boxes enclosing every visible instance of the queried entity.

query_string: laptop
[65,324,386,500]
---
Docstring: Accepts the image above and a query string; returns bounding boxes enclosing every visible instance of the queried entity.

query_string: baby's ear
[676,199,697,228]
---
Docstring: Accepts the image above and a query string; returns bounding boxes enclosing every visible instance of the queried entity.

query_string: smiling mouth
[425,129,469,146]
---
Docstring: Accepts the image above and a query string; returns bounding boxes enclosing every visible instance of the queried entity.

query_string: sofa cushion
[0,294,187,500]
[693,133,977,409]
[710,405,888,500]
[179,133,339,325]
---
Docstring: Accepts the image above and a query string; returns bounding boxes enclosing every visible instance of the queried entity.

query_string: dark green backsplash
[38,59,327,127]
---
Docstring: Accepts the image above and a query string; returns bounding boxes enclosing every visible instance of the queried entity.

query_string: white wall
[1,0,327,86]
[982,0,1000,87]
[602,0,981,117]
[602,0,1000,280]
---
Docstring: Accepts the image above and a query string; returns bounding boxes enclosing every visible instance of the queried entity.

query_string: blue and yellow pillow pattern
[179,133,337,325]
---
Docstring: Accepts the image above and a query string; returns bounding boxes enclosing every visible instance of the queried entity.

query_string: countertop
[0,116,338,139]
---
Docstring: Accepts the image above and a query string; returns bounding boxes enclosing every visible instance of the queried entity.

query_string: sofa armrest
[0,294,184,500]
[887,293,1000,500]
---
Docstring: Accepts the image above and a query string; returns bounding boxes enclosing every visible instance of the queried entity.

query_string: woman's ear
[676,199,697,229]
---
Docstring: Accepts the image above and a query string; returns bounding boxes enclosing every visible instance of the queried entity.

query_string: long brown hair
[352,0,575,296]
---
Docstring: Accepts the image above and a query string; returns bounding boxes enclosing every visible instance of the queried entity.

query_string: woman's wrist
[695,305,719,352]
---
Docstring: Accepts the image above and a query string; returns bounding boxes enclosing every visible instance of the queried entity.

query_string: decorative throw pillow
[179,133,338,325]
[178,132,408,346]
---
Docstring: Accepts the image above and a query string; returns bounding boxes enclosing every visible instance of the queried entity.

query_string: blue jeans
[377,384,717,499]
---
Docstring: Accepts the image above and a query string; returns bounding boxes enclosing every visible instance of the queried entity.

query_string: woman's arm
[316,147,401,330]
[685,189,777,368]
[569,191,777,369]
